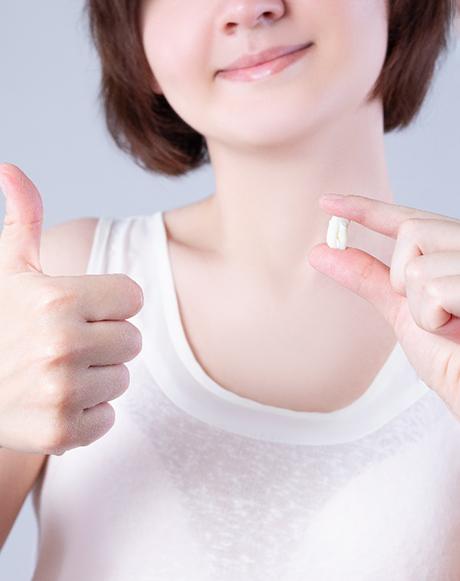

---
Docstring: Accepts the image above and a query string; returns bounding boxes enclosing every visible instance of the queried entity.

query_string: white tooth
[326,216,338,248]
[326,216,350,250]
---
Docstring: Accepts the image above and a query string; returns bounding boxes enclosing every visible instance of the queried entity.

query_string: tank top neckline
[141,209,431,445]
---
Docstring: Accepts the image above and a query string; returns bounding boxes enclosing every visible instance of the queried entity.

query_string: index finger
[319,193,460,240]
[67,273,144,322]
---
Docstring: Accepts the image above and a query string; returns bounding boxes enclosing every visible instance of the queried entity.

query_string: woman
[1,1,459,579]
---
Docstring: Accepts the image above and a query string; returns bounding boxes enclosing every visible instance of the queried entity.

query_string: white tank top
[31,211,460,580]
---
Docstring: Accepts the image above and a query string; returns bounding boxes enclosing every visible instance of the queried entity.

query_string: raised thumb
[0,163,44,274]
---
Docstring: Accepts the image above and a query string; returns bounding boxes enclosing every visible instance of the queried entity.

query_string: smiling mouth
[215,43,314,82]
[217,42,314,74]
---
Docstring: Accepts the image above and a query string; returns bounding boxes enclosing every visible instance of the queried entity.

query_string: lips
[218,42,313,74]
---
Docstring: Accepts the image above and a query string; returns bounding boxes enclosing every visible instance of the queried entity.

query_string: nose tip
[219,1,286,33]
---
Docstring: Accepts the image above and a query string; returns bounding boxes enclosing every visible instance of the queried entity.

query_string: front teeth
[326,215,350,250]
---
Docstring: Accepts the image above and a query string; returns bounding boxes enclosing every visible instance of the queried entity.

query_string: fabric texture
[31,211,460,580]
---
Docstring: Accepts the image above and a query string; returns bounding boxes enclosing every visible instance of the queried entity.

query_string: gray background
[0,2,459,579]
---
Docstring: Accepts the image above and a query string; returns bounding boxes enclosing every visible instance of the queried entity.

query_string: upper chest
[166,236,397,413]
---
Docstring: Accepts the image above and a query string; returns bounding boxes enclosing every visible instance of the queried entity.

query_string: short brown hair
[83,0,458,177]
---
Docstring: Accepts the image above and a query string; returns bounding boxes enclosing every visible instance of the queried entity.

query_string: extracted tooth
[326,215,350,250]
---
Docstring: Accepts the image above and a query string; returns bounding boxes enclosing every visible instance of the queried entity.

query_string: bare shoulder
[0,216,100,549]
[41,216,100,276]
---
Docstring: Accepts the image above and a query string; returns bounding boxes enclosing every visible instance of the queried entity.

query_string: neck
[203,99,395,279]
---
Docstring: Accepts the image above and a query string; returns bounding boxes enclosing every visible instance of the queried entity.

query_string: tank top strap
[85,215,113,276]
[86,213,155,279]
[84,210,163,339]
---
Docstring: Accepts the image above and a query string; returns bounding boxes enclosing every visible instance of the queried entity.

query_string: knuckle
[107,365,130,400]
[42,376,72,411]
[42,330,78,365]
[36,284,77,313]
[119,364,130,389]
[423,279,441,301]
[132,327,143,354]
[102,402,116,427]
[124,321,143,354]
[404,260,423,281]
